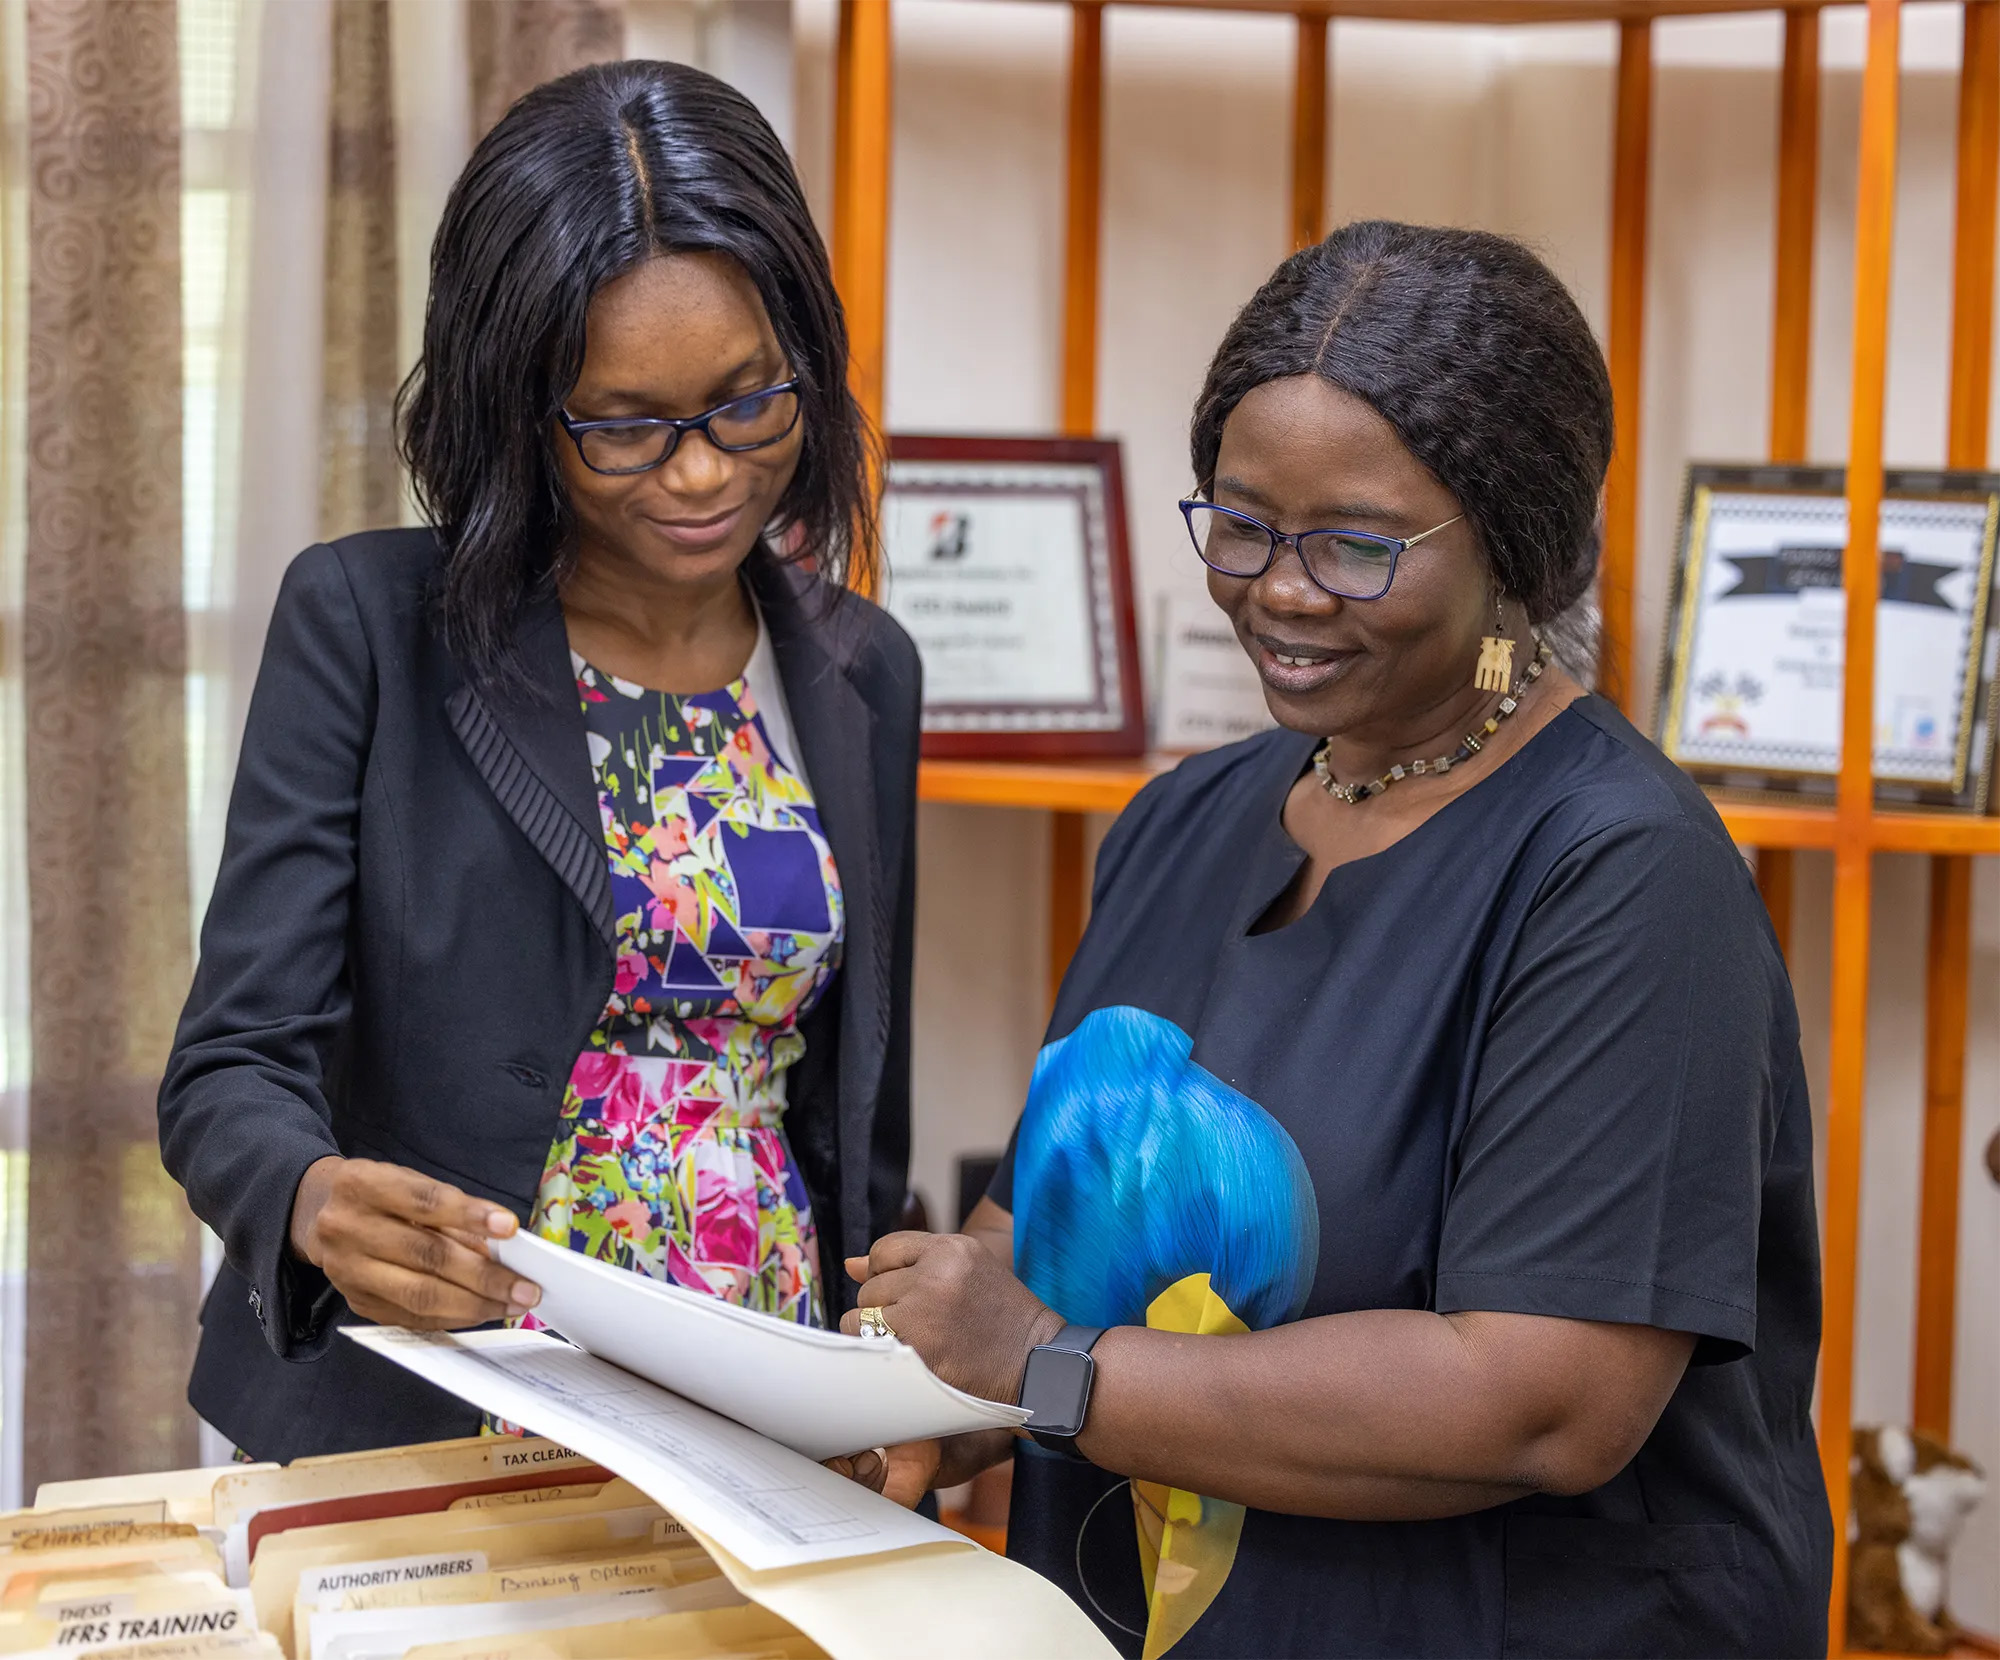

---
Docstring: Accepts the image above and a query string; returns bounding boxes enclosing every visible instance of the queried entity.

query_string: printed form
[344,1327,956,1574]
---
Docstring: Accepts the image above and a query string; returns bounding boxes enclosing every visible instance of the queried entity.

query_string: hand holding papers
[485,1233,1029,1460]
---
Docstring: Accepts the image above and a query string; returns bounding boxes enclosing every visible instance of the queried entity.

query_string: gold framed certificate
[1656,463,2000,811]
[880,435,1144,759]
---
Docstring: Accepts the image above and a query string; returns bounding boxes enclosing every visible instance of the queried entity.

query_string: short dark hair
[1189,220,1612,626]
[399,59,875,680]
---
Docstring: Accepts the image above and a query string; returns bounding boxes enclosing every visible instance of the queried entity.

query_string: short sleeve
[1434,813,1784,1362]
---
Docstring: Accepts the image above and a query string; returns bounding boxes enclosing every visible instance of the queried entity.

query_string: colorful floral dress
[524,652,843,1327]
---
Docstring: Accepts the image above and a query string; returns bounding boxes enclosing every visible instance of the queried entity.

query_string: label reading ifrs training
[487,1439,593,1475]
[53,1604,244,1648]
[298,1551,491,1609]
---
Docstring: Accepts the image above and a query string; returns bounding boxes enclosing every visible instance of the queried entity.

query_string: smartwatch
[1018,1323,1106,1458]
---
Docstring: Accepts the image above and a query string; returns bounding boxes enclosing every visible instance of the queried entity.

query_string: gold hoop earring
[1474,591,1515,693]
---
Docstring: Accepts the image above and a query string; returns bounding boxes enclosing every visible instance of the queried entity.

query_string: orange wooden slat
[1291,12,1330,251]
[1915,853,1972,1441]
[1716,800,1838,851]
[990,0,1830,22]
[1770,4,1820,466]
[1948,0,1999,473]
[919,757,1157,814]
[1871,812,2000,857]
[1910,0,2000,1451]
[921,764,2000,853]
[832,0,893,439]
[1822,4,1901,1649]
[1062,1,1105,438]
[1601,18,1652,712]
[1758,6,1821,959]
[1756,847,1797,965]
[1049,810,1089,1008]
[1052,1,1109,1003]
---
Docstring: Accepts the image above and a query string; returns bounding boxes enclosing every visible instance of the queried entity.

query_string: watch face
[1022,1344,1093,1438]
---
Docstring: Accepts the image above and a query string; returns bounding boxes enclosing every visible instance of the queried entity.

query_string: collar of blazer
[442,549,882,985]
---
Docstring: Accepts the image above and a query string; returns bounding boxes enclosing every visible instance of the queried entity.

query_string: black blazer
[160,529,921,1460]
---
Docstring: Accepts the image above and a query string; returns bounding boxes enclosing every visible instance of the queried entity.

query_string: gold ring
[857,1305,896,1341]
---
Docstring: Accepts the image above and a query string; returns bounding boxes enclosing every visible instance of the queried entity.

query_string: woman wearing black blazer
[158,61,920,1461]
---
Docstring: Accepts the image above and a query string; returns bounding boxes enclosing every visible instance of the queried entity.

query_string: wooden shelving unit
[833,2,1999,1652]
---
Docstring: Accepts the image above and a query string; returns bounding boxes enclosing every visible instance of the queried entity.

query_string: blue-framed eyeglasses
[559,378,803,476]
[1179,498,1463,601]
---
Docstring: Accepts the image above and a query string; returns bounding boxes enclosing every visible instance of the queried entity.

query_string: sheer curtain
[0,0,636,1495]
[12,0,200,1495]
[0,0,32,1515]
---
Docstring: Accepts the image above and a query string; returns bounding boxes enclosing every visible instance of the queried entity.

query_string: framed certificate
[1152,589,1275,754]
[1656,463,2000,811]
[880,434,1145,759]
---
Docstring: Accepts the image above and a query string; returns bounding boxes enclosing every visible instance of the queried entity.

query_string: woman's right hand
[289,1156,541,1329]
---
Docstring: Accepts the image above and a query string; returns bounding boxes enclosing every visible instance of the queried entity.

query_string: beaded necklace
[1312,638,1554,805]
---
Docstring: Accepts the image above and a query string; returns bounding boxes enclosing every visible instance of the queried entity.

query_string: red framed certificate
[881,434,1146,759]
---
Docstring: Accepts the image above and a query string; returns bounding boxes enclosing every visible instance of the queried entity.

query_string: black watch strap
[1020,1322,1106,1459]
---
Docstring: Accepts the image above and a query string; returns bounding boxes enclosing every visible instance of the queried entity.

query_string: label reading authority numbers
[298,1551,490,1609]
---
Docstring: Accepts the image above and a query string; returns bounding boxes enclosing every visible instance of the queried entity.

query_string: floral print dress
[525,652,843,1326]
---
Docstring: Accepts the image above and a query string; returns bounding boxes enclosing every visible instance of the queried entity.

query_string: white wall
[793,0,2000,1623]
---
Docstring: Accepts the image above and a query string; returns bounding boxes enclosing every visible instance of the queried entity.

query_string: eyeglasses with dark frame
[1179,498,1464,601]
[559,378,803,476]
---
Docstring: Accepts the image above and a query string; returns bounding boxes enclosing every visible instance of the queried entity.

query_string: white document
[309,1581,743,1660]
[489,1231,1028,1461]
[882,468,1099,707]
[343,1328,962,1574]
[1153,588,1277,752]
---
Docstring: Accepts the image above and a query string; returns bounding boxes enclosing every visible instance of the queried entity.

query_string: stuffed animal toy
[1849,1425,1987,1655]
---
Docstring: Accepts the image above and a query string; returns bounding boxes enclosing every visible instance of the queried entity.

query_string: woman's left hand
[840,1232,1065,1405]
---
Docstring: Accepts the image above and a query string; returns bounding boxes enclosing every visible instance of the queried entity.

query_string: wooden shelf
[918,756,1159,813]
[1713,800,1839,851]
[999,0,1827,22]
[1843,1634,2000,1660]
[919,759,2000,856]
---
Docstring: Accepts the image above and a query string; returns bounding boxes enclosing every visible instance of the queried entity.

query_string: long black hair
[1190,220,1612,630]
[399,59,875,680]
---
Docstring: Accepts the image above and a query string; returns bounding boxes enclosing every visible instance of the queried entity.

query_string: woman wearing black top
[834,223,1832,1657]
[159,62,920,1461]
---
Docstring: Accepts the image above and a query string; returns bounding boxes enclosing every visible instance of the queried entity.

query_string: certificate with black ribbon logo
[1657,464,2000,812]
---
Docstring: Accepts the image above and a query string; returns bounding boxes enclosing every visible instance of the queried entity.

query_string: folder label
[488,1442,596,1476]
[298,1549,489,1607]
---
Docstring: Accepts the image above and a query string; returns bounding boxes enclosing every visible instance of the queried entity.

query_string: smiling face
[556,250,802,597]
[1205,374,1492,743]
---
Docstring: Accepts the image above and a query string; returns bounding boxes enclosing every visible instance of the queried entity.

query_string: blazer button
[248,1286,264,1322]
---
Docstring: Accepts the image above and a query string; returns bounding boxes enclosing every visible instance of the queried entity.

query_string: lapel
[446,590,616,948]
[747,554,889,1239]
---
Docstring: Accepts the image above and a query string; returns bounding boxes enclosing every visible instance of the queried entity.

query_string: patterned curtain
[321,0,400,536]
[320,0,624,538]
[467,0,624,140]
[20,0,199,1489]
